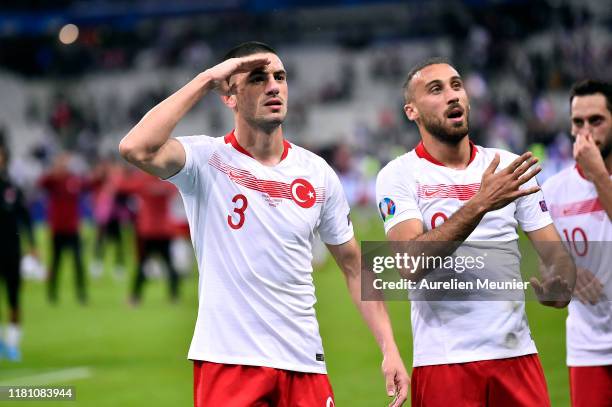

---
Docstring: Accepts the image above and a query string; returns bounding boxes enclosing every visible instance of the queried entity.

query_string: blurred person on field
[0,136,37,361]
[38,152,89,305]
[331,143,370,207]
[90,156,128,279]
[118,169,180,305]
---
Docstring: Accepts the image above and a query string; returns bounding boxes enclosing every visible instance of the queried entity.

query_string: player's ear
[404,102,418,121]
[222,94,237,109]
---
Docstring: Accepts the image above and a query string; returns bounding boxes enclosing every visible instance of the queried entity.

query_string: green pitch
[0,212,569,406]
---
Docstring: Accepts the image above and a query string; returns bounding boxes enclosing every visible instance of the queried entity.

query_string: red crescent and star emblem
[290,178,316,208]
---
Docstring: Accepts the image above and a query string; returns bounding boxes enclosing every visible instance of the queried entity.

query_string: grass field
[0,210,570,406]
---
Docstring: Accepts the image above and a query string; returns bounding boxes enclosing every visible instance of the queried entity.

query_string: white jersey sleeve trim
[515,176,553,232]
[384,209,424,234]
[519,217,553,233]
[165,136,196,194]
[376,156,423,234]
[317,163,354,245]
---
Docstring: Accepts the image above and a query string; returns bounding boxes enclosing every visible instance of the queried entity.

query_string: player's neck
[420,133,472,169]
[234,122,285,166]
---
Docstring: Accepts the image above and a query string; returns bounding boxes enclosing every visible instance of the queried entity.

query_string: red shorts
[569,365,612,407]
[193,361,335,407]
[411,354,550,407]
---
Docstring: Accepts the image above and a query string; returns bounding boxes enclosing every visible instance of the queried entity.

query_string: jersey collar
[575,164,587,180]
[575,164,612,181]
[415,140,477,167]
[224,129,291,162]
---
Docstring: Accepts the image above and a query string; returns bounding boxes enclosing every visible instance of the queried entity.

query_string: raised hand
[203,56,271,95]
[475,152,541,211]
[573,133,607,181]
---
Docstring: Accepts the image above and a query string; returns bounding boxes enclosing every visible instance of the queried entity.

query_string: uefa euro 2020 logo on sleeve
[378,197,396,222]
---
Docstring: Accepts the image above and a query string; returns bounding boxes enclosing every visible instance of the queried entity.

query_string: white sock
[6,324,21,348]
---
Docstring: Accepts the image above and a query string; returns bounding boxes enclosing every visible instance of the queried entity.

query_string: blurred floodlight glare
[59,23,79,44]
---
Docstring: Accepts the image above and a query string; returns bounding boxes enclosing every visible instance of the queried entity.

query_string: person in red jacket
[90,157,130,278]
[119,168,180,305]
[38,153,88,304]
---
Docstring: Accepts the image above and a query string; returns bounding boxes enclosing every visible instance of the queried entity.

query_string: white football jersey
[167,131,353,374]
[376,141,552,367]
[541,165,612,367]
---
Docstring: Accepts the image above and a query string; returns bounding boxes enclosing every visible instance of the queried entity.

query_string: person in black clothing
[0,140,36,361]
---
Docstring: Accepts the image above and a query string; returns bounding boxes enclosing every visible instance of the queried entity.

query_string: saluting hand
[203,56,271,96]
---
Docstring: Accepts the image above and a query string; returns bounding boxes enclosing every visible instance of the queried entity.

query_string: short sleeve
[165,135,216,195]
[375,158,423,234]
[515,175,553,232]
[317,164,354,246]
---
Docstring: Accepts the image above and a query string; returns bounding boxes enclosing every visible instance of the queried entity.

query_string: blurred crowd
[0,1,609,229]
[0,128,193,302]
[0,0,610,364]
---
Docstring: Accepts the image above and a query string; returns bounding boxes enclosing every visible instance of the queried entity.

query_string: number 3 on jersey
[228,194,248,230]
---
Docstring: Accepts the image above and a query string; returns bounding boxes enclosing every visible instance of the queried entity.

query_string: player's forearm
[345,270,401,355]
[593,176,612,221]
[555,250,577,291]
[361,306,401,356]
[416,196,487,243]
[119,73,213,163]
[393,198,488,279]
[544,247,576,305]
[330,240,401,355]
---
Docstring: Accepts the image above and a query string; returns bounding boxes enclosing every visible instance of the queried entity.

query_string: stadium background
[0,0,611,405]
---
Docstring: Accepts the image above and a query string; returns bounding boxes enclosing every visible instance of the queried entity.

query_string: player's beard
[247,115,284,134]
[599,132,612,161]
[420,109,469,145]
[245,105,287,134]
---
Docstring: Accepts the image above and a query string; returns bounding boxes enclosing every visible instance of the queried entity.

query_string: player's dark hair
[570,79,612,113]
[222,41,277,62]
[403,57,453,102]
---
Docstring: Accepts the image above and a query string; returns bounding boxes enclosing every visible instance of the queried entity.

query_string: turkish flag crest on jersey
[290,178,316,208]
